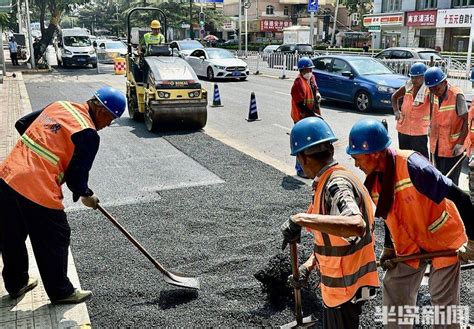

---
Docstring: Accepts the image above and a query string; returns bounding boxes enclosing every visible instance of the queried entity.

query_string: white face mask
[303,72,312,80]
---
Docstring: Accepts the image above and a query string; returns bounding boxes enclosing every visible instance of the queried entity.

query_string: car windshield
[64,36,91,47]
[105,41,126,49]
[298,45,313,52]
[207,49,234,59]
[179,41,204,50]
[348,58,393,75]
[417,51,442,60]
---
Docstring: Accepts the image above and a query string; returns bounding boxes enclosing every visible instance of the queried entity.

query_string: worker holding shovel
[0,87,126,304]
[280,117,379,329]
[347,118,474,328]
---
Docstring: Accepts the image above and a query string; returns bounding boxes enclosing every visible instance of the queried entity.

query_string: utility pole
[310,11,314,47]
[238,0,241,51]
[189,0,193,39]
[25,0,35,68]
[244,2,247,56]
[116,4,120,37]
[330,0,339,47]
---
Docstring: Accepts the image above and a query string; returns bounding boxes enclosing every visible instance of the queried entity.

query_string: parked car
[268,43,314,69]
[95,39,127,63]
[262,45,279,61]
[375,47,443,60]
[169,39,204,57]
[222,39,239,46]
[185,48,249,80]
[312,55,408,112]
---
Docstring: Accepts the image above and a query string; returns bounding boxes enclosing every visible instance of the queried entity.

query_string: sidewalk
[0,51,92,328]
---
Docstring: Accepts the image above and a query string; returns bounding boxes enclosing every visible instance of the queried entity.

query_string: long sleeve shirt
[15,107,99,200]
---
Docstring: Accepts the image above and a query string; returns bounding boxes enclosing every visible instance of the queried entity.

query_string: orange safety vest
[430,85,470,157]
[291,75,316,123]
[308,164,379,308]
[469,98,474,156]
[369,149,467,269]
[0,101,96,210]
[396,84,432,136]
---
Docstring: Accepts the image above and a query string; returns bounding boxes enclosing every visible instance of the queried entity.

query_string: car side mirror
[93,41,97,48]
[341,71,354,78]
[199,56,205,60]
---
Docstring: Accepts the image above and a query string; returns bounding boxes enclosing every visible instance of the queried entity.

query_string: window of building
[416,0,437,9]
[266,5,274,15]
[284,6,289,16]
[453,0,474,6]
[382,0,401,12]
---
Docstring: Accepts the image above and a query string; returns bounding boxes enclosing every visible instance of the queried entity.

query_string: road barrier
[211,83,223,107]
[246,92,260,122]
[114,57,126,75]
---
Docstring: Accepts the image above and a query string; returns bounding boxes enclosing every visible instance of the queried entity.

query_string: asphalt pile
[69,131,473,327]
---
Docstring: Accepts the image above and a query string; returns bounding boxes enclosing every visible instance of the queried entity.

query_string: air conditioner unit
[352,20,360,26]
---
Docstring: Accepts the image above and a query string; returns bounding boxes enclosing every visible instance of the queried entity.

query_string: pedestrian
[362,42,369,53]
[281,117,379,329]
[291,57,321,177]
[424,67,470,185]
[139,20,165,55]
[346,118,474,328]
[8,36,19,66]
[0,86,126,304]
[391,62,430,159]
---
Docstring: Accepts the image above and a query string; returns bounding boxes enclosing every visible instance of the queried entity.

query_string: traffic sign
[307,0,318,13]
[368,25,381,32]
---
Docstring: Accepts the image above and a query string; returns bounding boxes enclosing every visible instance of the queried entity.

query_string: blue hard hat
[346,118,391,155]
[94,86,126,118]
[290,117,338,156]
[470,69,474,82]
[409,62,427,77]
[297,57,315,70]
[424,67,446,87]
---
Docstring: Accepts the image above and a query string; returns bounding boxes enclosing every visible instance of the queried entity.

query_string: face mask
[303,72,312,80]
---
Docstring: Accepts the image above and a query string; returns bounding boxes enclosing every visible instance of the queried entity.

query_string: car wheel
[92,63,97,68]
[207,67,214,81]
[355,91,371,112]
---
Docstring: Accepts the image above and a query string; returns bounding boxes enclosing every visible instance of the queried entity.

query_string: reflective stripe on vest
[370,149,467,269]
[396,85,431,136]
[0,101,95,209]
[309,165,378,307]
[429,85,469,157]
[291,75,315,123]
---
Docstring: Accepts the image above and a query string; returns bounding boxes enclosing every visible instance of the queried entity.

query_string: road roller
[125,7,208,132]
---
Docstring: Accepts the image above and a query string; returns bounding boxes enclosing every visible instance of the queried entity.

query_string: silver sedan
[185,48,249,81]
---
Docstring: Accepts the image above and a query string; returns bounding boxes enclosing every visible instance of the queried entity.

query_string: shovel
[377,250,458,269]
[97,204,200,290]
[280,242,316,329]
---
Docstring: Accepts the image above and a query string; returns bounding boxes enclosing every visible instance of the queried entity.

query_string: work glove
[288,265,310,289]
[452,144,464,156]
[280,218,302,250]
[458,240,474,262]
[380,247,397,270]
[315,92,321,102]
[81,195,100,210]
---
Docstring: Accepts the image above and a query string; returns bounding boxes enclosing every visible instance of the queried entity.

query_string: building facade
[366,0,474,52]
[222,0,352,44]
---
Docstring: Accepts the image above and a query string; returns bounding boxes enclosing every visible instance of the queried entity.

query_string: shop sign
[368,25,381,32]
[406,10,437,27]
[222,21,235,31]
[363,14,403,27]
[436,8,474,28]
[260,20,291,32]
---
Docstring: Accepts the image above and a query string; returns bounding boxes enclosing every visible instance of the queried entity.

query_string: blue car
[312,55,408,112]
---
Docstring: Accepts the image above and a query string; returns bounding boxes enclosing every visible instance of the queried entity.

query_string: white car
[185,48,249,81]
[95,39,127,64]
[169,40,204,58]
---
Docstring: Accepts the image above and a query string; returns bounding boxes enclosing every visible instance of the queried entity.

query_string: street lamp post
[25,0,35,68]
[238,0,242,51]
[330,0,340,47]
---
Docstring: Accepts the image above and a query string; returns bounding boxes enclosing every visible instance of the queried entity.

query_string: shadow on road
[280,176,306,191]
[119,118,206,139]
[158,289,199,310]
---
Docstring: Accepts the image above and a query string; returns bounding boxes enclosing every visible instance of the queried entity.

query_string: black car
[268,43,314,69]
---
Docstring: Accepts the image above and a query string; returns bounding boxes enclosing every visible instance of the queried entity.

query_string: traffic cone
[246,92,260,122]
[211,83,223,107]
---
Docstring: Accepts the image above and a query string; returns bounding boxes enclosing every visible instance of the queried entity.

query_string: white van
[56,28,97,68]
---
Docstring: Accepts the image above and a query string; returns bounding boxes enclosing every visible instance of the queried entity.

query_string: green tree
[0,13,9,29]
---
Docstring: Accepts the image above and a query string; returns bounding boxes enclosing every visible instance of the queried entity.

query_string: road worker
[291,57,321,177]
[391,62,430,159]
[139,20,165,55]
[424,67,470,185]
[347,118,474,328]
[0,86,126,304]
[281,117,378,329]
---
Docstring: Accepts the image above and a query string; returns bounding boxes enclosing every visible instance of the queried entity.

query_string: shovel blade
[164,270,201,290]
[280,315,317,329]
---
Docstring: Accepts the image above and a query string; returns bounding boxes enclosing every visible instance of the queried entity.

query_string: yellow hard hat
[150,20,161,29]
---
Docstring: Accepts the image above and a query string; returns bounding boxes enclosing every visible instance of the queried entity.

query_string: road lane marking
[274,91,290,96]
[273,123,291,133]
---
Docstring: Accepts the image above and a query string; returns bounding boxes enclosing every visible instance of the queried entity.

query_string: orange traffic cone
[211,83,223,107]
[246,92,260,122]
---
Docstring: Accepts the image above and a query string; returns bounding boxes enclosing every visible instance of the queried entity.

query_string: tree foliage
[340,0,371,29]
